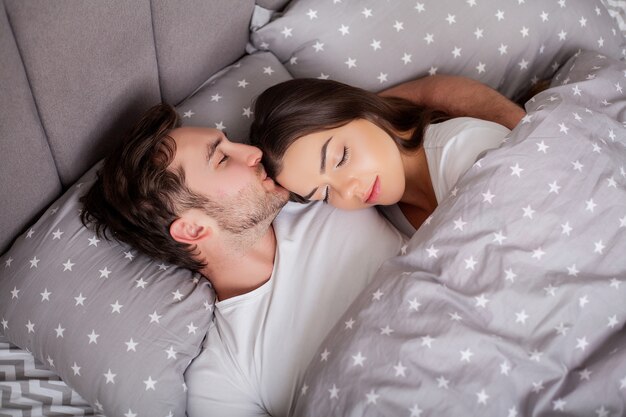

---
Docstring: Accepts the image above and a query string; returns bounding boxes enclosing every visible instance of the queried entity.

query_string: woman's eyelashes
[323,186,330,204]
[337,146,350,168]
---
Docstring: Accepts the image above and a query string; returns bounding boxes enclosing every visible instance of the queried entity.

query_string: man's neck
[201,225,277,301]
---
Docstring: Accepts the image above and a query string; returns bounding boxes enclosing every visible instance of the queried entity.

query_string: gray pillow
[0,163,215,417]
[177,51,293,143]
[0,50,293,417]
[251,0,625,99]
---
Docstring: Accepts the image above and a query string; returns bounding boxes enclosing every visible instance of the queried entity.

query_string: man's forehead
[170,126,224,144]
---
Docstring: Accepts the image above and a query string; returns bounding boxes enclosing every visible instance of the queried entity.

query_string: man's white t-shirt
[186,202,405,417]
[380,117,511,237]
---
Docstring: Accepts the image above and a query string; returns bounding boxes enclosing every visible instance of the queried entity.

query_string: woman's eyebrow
[320,136,333,174]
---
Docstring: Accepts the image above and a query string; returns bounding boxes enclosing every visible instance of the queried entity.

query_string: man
[81,75,524,417]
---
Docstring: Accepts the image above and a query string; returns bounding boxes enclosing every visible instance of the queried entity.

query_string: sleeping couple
[81,75,524,416]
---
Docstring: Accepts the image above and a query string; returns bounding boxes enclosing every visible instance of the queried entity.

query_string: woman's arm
[378,75,525,130]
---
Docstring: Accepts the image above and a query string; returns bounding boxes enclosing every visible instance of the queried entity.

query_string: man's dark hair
[80,103,208,271]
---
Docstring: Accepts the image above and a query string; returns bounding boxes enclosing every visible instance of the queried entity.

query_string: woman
[249,77,519,236]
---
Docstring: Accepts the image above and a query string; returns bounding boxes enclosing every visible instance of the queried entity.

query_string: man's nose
[234,142,262,166]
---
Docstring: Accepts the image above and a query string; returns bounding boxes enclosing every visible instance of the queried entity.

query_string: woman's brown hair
[249,78,445,201]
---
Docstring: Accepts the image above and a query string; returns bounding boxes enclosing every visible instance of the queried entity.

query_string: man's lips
[365,176,380,204]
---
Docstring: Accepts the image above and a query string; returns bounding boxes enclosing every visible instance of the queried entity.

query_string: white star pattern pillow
[251,0,625,99]
[177,51,293,142]
[0,163,215,417]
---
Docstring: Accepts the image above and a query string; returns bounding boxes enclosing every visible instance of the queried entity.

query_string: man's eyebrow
[206,138,223,162]
[320,136,333,174]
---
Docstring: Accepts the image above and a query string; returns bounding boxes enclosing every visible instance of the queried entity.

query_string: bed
[1,0,625,416]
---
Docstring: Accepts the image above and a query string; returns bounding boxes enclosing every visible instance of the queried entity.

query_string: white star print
[124,410,137,417]
[338,24,349,36]
[345,58,357,68]
[548,180,561,194]
[372,289,384,301]
[71,362,81,375]
[63,259,75,271]
[371,39,381,51]
[110,301,123,313]
[187,322,198,334]
[29,256,40,268]
[237,79,249,88]
[409,404,423,417]
[536,141,549,153]
[88,330,99,344]
[586,199,597,212]
[183,110,194,118]
[446,14,456,25]
[500,361,511,375]
[421,335,435,348]
[40,288,51,301]
[26,320,35,333]
[510,163,523,177]
[99,267,111,279]
[452,47,462,58]
[312,41,324,52]
[482,189,495,203]
[306,9,317,20]
[516,310,529,324]
[476,389,489,405]
[74,293,86,306]
[401,53,412,64]
[365,390,379,404]
[281,26,293,38]
[475,294,489,308]
[493,231,507,245]
[104,369,116,384]
[579,295,590,308]
[329,384,339,399]
[54,323,65,337]
[523,205,535,219]
[424,33,434,44]
[495,10,504,20]
[361,8,372,18]
[149,311,162,323]
[499,44,508,55]
[345,318,355,329]
[394,361,407,377]
[532,247,546,260]
[576,337,589,351]
[165,346,177,359]
[144,376,157,390]
[436,375,449,388]
[52,228,63,239]
[553,398,566,411]
[607,315,619,328]
[408,298,421,312]
[453,217,467,231]
[122,338,138,352]
[460,348,474,362]
[321,349,330,361]
[426,245,439,258]
[393,21,404,32]
[464,256,477,270]
[505,268,517,282]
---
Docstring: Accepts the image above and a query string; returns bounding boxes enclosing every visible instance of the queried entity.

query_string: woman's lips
[365,176,380,204]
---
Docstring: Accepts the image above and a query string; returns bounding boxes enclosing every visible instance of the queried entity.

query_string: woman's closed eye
[218,154,229,165]
[336,146,350,168]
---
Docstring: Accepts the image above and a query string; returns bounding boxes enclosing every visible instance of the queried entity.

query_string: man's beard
[208,180,288,254]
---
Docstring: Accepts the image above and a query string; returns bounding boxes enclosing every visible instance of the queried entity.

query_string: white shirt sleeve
[424,117,511,203]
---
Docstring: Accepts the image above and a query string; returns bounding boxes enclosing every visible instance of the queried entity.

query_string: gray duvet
[292,50,626,417]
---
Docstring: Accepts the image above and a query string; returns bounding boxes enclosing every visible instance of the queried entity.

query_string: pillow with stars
[0,162,216,417]
[176,51,293,142]
[250,0,625,101]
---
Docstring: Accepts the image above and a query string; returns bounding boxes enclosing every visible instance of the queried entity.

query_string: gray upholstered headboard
[0,0,279,254]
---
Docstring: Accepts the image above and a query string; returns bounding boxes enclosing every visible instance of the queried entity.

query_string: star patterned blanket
[291,50,626,417]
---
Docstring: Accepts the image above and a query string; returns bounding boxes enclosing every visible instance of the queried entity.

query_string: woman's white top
[379,117,511,237]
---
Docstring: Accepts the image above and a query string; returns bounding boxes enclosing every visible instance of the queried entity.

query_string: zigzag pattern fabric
[0,335,97,417]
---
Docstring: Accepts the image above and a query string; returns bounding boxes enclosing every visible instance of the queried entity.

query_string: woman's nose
[334,176,359,200]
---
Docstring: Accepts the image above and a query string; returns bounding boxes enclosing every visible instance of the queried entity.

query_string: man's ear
[169,215,213,244]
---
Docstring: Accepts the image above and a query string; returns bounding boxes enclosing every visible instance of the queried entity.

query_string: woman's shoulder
[424,117,510,148]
